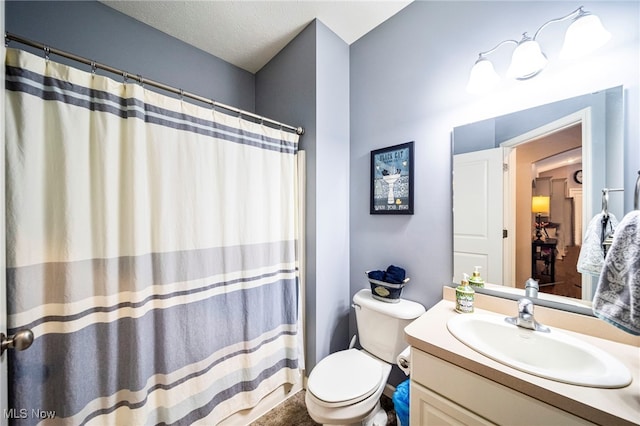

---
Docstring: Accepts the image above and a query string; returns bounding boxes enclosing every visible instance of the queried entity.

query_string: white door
[453,148,504,285]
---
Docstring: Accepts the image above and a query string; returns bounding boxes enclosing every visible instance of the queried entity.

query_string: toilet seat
[307,349,384,408]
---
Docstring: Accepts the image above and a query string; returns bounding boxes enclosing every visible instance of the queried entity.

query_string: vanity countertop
[405,297,640,426]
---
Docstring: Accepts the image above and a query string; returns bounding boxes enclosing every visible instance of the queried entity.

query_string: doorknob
[0,329,34,355]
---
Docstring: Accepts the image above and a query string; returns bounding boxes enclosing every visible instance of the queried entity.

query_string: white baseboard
[383,383,396,399]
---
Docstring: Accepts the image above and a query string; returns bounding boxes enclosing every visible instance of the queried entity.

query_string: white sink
[447,314,632,388]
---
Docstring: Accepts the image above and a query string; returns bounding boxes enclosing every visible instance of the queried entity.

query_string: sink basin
[447,314,632,388]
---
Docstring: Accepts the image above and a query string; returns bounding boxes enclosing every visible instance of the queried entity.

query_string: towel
[367,265,406,284]
[385,265,406,284]
[367,270,385,281]
[577,213,619,276]
[592,211,640,336]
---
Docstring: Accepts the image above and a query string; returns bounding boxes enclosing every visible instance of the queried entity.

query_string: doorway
[502,109,591,299]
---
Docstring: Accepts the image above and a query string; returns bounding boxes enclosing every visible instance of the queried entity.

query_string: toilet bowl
[305,289,425,425]
[305,349,391,425]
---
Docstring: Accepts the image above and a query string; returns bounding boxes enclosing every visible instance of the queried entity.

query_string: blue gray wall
[256,20,351,370]
[6,1,255,111]
[311,21,350,364]
[350,1,639,336]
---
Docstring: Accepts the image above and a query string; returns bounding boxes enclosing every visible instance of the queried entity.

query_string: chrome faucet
[524,278,539,299]
[505,298,550,333]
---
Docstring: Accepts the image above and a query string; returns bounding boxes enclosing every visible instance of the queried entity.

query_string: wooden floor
[539,245,583,299]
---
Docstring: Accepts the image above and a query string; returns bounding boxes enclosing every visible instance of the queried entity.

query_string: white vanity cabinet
[409,349,596,426]
[405,292,640,426]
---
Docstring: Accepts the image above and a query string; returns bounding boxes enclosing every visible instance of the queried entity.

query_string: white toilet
[305,289,426,425]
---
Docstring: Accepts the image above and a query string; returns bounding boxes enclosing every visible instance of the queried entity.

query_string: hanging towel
[592,211,640,336]
[577,212,619,276]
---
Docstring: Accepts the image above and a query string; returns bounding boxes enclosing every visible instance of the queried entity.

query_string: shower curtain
[5,48,301,425]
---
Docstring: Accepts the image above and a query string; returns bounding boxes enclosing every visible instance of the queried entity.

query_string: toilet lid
[307,349,383,406]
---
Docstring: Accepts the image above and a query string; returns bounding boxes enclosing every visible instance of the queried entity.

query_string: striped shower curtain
[5,48,301,425]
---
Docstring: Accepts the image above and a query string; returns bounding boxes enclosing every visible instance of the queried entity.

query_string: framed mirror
[452,86,624,315]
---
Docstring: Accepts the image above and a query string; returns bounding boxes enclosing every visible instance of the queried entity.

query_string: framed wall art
[370,141,414,215]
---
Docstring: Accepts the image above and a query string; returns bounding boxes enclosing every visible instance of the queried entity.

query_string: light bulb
[560,13,612,60]
[506,38,548,80]
[466,57,500,94]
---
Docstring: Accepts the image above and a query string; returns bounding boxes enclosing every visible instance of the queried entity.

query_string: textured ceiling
[101,1,412,74]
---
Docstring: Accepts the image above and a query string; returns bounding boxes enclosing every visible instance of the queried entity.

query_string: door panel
[453,148,503,285]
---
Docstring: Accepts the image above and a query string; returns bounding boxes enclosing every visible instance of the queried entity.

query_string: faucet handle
[517,297,534,314]
[512,297,550,333]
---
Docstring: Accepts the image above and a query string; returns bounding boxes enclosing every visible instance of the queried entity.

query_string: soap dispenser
[469,266,484,288]
[455,273,475,314]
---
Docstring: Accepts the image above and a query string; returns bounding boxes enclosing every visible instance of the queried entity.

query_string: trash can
[392,379,410,426]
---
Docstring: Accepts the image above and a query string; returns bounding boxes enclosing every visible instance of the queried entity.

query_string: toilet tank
[353,289,426,363]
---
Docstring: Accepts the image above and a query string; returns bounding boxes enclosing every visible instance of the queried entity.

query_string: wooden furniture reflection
[532,240,557,285]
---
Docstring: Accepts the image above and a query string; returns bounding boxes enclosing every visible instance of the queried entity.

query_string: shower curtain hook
[137,74,144,88]
[179,89,184,101]
[43,45,50,61]
[122,71,129,84]
[90,61,97,76]
[4,35,9,47]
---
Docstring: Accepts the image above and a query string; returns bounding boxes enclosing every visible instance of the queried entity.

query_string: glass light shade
[506,39,548,80]
[466,58,500,94]
[560,13,612,60]
[531,196,550,214]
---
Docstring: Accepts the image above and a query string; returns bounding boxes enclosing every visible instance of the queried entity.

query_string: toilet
[305,289,426,425]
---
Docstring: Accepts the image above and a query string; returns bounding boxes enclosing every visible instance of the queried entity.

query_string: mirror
[452,86,624,315]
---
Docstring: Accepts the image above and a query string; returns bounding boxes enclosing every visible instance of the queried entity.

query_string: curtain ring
[43,46,50,61]
[179,89,184,100]
[136,74,144,88]
[5,35,9,47]
[122,71,129,84]
[90,62,97,76]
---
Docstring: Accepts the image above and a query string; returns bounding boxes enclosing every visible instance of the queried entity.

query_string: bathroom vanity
[404,288,640,425]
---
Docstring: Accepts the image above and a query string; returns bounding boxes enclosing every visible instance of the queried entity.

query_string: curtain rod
[4,32,305,136]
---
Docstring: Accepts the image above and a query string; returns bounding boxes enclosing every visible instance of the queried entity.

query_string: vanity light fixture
[466,6,611,94]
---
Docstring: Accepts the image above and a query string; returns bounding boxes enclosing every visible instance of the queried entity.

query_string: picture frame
[370,141,414,214]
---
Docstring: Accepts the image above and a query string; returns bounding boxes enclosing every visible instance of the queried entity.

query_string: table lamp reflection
[531,196,550,241]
